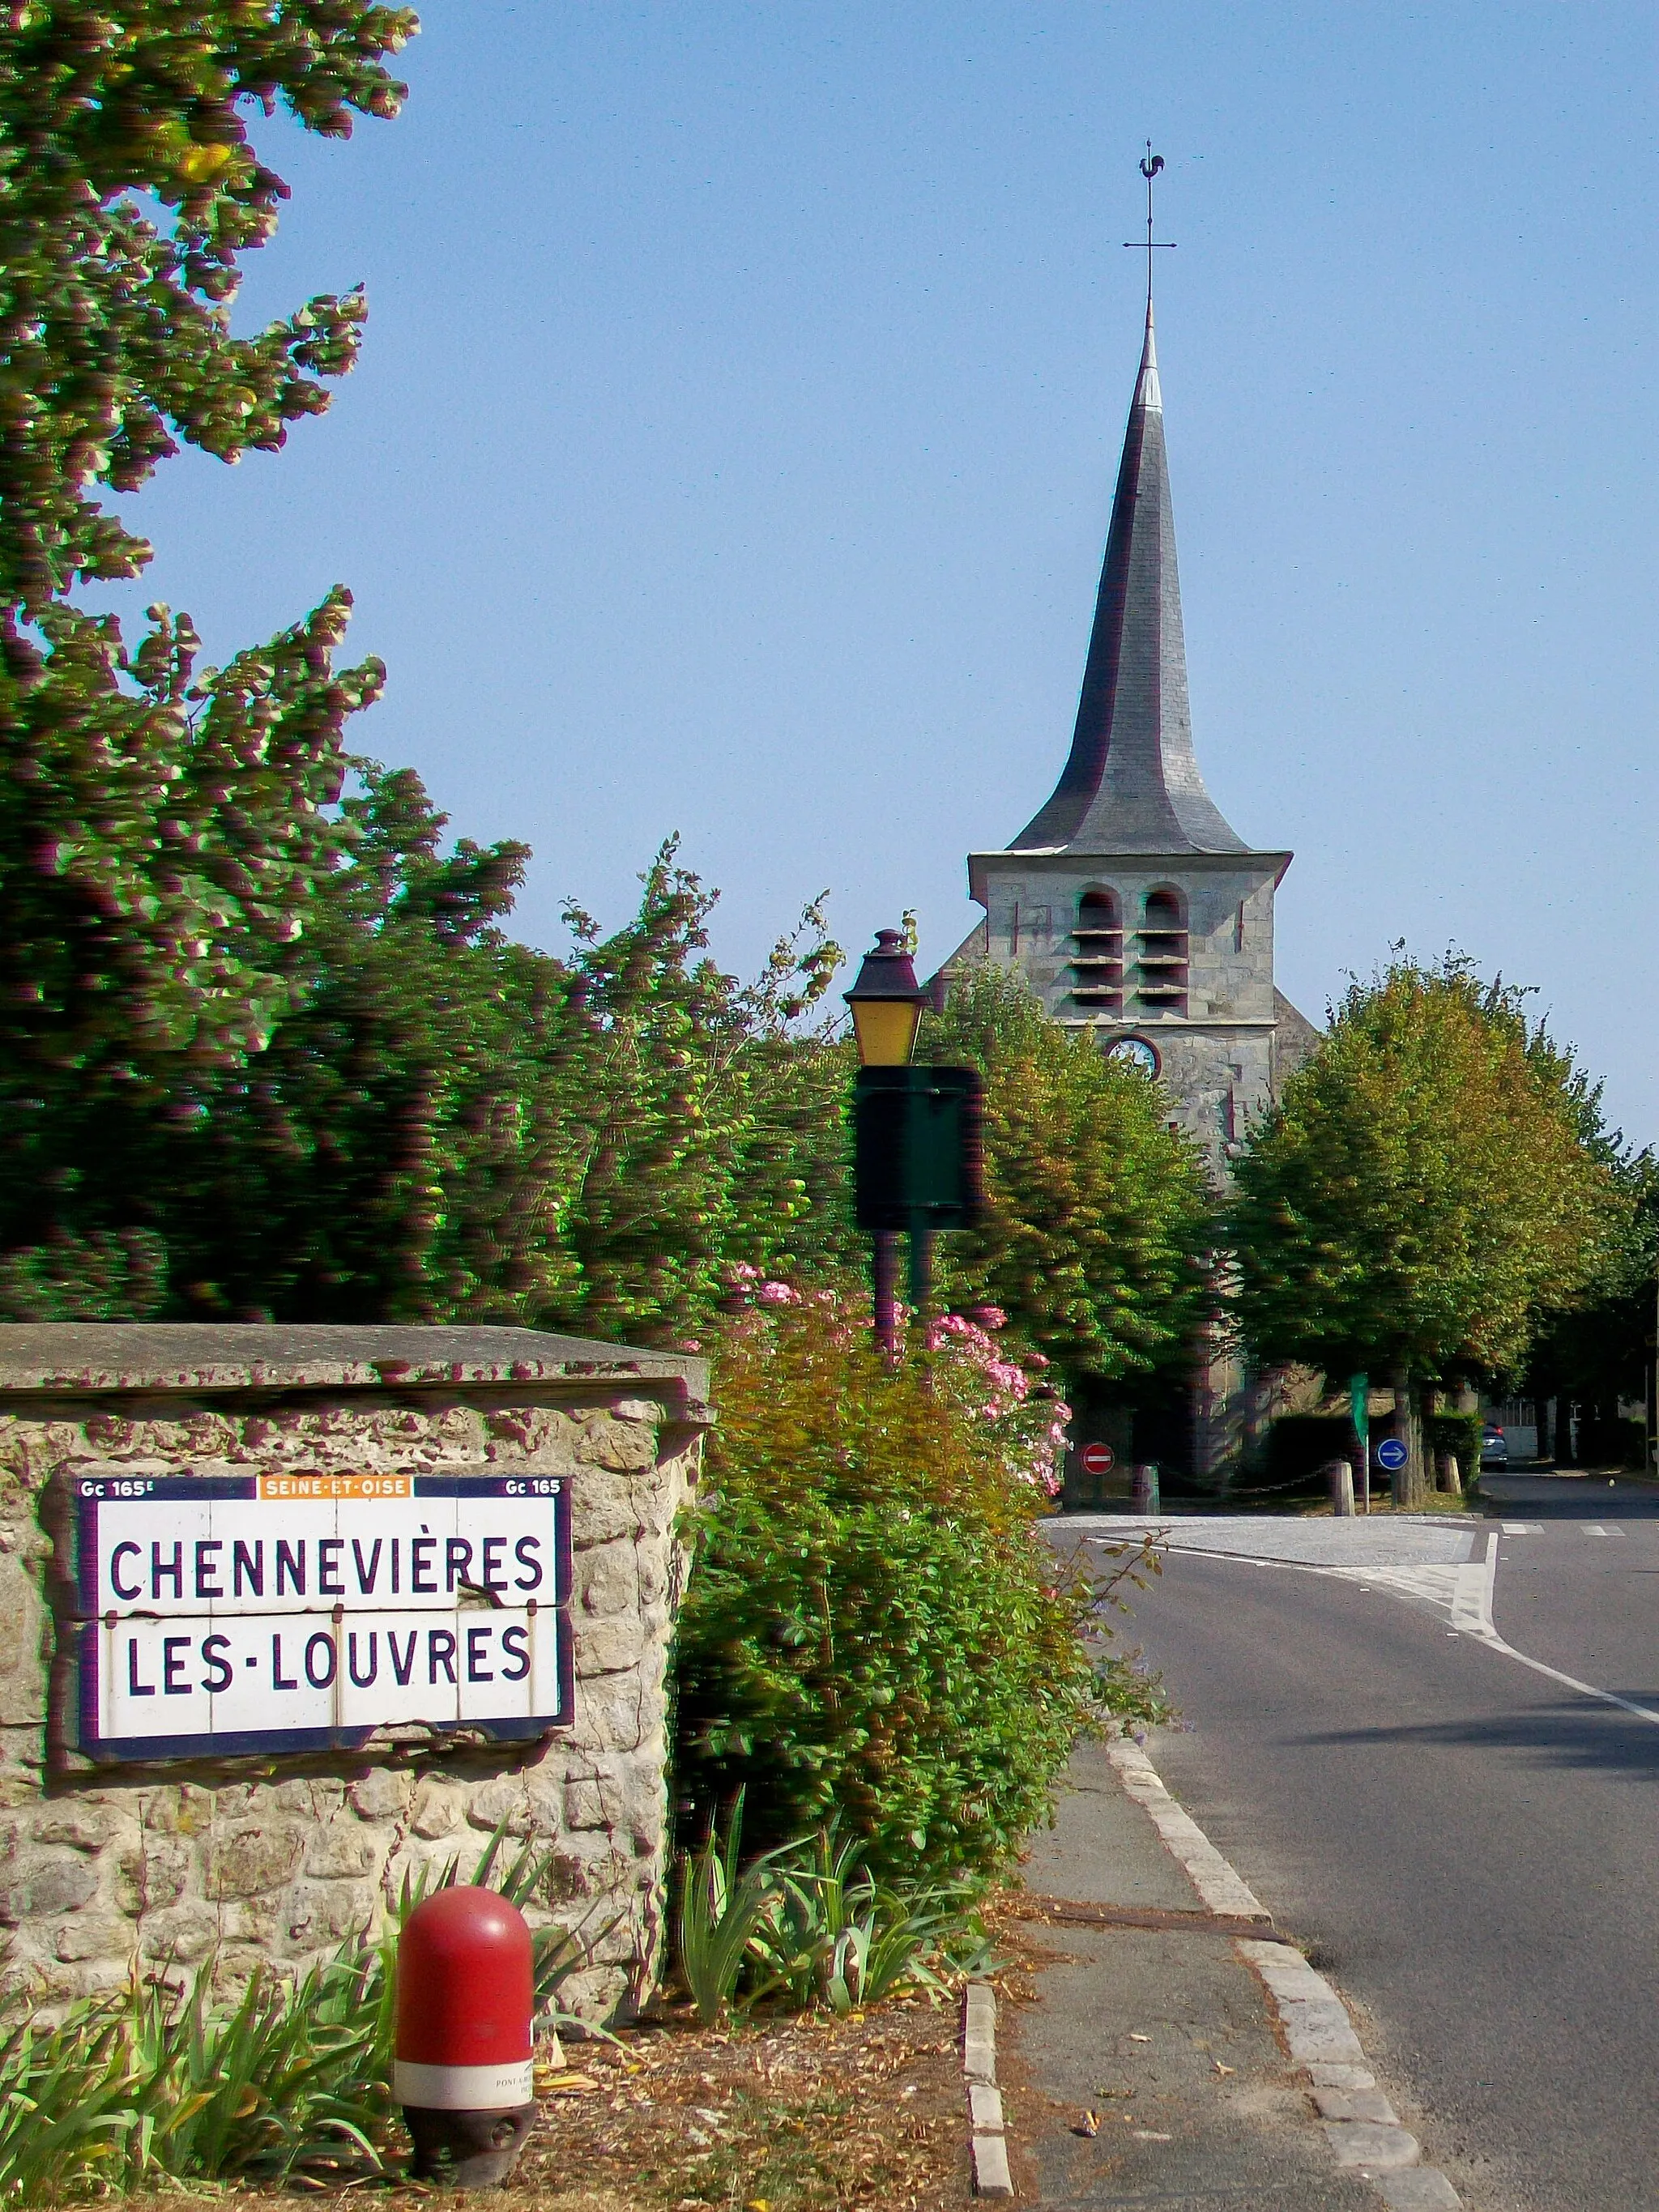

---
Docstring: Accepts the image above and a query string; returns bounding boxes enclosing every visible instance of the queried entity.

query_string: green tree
[93,769,857,1338]
[1523,1151,1659,1467]
[922,965,1214,1392]
[1230,958,1625,1502]
[0,2,416,1311]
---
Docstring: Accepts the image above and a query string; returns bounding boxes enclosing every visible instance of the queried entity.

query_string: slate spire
[1011,301,1247,855]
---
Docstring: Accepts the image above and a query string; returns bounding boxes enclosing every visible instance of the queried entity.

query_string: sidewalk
[998,1736,1393,2210]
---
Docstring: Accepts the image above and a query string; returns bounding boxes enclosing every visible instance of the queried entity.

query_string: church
[942,264,1320,1484]
[948,292,1318,1170]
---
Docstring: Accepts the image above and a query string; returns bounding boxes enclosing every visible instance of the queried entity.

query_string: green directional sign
[1349,1373,1369,1453]
[853,1065,985,1233]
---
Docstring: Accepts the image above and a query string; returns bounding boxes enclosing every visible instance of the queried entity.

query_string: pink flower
[970,1305,1008,1330]
[758,1281,798,1306]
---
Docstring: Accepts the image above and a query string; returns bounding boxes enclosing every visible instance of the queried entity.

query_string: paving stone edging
[962,1979,1013,2197]
[1109,1741,1466,2212]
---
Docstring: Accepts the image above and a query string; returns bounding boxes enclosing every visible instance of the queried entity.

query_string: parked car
[1480,1425,1508,1468]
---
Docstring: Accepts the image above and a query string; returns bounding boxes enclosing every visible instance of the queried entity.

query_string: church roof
[1009,303,1248,856]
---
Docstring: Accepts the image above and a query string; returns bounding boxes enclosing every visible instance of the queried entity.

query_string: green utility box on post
[853,1065,985,1232]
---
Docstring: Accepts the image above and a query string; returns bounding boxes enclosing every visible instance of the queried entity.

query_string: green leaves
[0,3,412,1313]
[0,2,415,613]
[922,965,1214,1387]
[1229,957,1627,1384]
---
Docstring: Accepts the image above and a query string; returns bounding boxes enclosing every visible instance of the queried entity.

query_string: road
[1060,1476,1659,2212]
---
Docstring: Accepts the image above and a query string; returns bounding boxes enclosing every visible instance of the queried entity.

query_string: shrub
[672,1279,1097,1882]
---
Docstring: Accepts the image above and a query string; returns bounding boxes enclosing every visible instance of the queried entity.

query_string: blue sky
[95,4,1658,1140]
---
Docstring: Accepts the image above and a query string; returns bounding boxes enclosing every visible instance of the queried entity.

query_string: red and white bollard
[394,1886,537,2187]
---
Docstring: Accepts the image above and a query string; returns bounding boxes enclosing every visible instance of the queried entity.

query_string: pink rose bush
[673,1268,1098,1880]
[723,1266,1071,1494]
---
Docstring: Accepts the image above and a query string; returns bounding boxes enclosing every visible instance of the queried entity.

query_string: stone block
[578,1540,640,1618]
[116,1841,189,1916]
[574,1671,664,1754]
[271,1779,345,1815]
[1374,2173,1464,2210]
[0,1353,699,2022]
[1323,2120,1420,2172]
[348,1767,411,1822]
[463,1772,561,1839]
[1314,2086,1399,2125]
[0,1852,98,1924]
[143,1784,215,1837]
[204,1822,305,1902]
[53,1914,132,1963]
[282,1879,378,1950]
[305,1822,386,1881]
[410,1781,466,1840]
[32,1803,114,1852]
[557,1962,632,2024]
[574,1613,650,1676]
[139,1905,223,1965]
[569,1468,636,1549]
[222,1897,280,1947]
[575,1417,658,1473]
[0,1554,45,1726]
[562,1769,624,1833]
[635,1549,673,1605]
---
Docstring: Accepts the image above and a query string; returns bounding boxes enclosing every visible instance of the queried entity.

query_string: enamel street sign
[70,1469,574,1762]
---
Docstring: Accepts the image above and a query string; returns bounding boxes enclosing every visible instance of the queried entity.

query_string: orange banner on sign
[256,1473,413,1502]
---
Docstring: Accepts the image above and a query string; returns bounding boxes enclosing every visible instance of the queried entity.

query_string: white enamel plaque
[71,1470,573,1762]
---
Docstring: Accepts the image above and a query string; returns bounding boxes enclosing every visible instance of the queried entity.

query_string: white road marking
[1582,1524,1608,1536]
[1073,1515,1659,1734]
[1501,1522,1542,1535]
[1111,1738,1467,2206]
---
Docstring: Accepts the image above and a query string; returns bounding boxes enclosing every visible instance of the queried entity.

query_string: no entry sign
[1081,1442,1115,1477]
[70,1468,573,1763]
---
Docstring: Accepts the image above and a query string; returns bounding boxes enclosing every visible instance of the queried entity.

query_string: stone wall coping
[0,1323,711,1414]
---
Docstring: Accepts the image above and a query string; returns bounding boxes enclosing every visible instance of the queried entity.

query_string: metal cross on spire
[1124,143,1175,305]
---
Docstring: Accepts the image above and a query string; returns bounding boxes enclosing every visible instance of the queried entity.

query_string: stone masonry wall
[0,1382,705,2020]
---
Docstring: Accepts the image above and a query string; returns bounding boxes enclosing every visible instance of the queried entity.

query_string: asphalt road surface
[1066,1475,1659,2212]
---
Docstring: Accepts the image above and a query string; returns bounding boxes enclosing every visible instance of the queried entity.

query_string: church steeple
[1009,300,1247,856]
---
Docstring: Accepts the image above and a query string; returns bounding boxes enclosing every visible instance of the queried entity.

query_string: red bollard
[395,1885,536,2187]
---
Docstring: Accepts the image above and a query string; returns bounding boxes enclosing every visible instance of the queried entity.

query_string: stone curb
[962,1979,1013,2197]
[1122,1743,1467,2211]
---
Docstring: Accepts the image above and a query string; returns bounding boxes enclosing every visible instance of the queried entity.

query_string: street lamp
[844,927,983,1357]
[842,927,925,1068]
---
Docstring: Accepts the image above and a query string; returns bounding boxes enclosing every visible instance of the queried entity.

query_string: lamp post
[844,928,983,1358]
[843,930,925,1357]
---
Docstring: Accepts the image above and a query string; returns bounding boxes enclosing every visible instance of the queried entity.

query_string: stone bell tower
[946,264,1319,1483]
[955,295,1316,1169]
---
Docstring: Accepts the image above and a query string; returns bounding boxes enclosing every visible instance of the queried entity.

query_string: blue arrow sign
[1375,1438,1408,1473]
